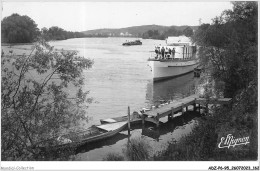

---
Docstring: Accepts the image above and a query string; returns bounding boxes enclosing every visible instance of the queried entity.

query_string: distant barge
[122,40,142,46]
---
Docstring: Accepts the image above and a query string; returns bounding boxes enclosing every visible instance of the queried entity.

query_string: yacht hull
[148,59,199,81]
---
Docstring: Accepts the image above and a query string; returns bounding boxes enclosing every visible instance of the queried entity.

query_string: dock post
[128,106,131,135]
[142,114,145,126]
[198,103,201,114]
[193,98,196,111]
[171,107,174,120]
[156,113,160,128]
[186,106,188,112]
[181,103,185,115]
[168,114,171,121]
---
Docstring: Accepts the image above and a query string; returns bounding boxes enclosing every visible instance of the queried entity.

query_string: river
[3,37,201,160]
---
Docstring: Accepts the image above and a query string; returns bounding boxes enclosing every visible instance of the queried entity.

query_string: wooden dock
[142,94,232,127]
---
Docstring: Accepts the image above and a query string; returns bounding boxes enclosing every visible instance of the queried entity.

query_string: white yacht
[148,36,199,81]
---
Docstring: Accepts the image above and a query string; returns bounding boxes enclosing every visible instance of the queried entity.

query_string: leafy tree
[41,27,51,41]
[139,2,258,162]
[1,39,93,160]
[182,1,258,161]
[192,1,257,97]
[47,26,66,40]
[163,26,182,37]
[142,26,194,40]
[41,26,86,41]
[183,26,193,37]
[142,30,162,39]
[1,13,40,43]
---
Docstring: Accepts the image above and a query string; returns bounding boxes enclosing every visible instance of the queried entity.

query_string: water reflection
[76,133,128,154]
[146,72,200,106]
[75,73,202,159]
[141,111,201,141]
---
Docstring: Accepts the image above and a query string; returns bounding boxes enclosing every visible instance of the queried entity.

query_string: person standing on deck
[158,44,161,58]
[161,46,165,59]
[168,48,172,59]
[165,47,169,59]
[172,48,175,58]
[155,46,159,59]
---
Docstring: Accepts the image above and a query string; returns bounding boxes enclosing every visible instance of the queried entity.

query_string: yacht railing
[148,52,197,61]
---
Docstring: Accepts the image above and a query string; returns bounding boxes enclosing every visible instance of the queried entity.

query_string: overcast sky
[1,1,233,32]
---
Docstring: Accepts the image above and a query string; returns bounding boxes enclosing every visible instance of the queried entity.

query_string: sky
[1,1,233,32]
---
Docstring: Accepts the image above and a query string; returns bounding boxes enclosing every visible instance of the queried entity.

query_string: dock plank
[96,121,127,131]
[144,94,199,117]
[140,94,232,127]
[195,98,232,105]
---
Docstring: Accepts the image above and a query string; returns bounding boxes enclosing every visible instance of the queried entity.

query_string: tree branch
[12,49,34,102]
[29,66,60,117]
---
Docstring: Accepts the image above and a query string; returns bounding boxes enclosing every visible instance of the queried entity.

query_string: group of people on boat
[154,45,176,59]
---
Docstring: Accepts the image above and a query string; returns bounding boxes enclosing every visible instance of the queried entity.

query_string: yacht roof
[166,36,192,45]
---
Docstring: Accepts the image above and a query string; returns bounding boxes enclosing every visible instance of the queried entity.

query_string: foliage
[122,137,151,161]
[182,26,194,37]
[192,1,257,97]
[1,14,40,43]
[152,1,258,161]
[1,39,94,160]
[142,26,194,40]
[41,26,87,41]
[142,30,164,40]
[103,80,257,162]
[154,79,257,161]
[162,26,183,38]
[103,153,124,161]
[1,13,87,43]
[153,2,258,161]
[103,137,151,161]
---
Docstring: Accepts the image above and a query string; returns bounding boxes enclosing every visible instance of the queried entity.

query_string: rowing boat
[47,121,127,149]
[100,111,142,124]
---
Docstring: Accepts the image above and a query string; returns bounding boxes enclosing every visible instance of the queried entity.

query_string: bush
[153,82,257,161]
[123,137,151,161]
[103,153,124,161]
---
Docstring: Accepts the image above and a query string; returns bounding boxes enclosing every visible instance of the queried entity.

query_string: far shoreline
[1,42,34,46]
[1,36,159,47]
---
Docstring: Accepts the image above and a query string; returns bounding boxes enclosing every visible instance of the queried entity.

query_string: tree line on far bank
[1,13,87,43]
[41,26,86,41]
[141,26,194,40]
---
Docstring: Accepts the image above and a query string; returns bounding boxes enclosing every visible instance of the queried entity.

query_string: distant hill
[82,24,198,37]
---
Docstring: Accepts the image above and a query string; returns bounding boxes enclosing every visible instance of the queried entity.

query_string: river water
[3,37,201,160]
[50,37,201,160]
